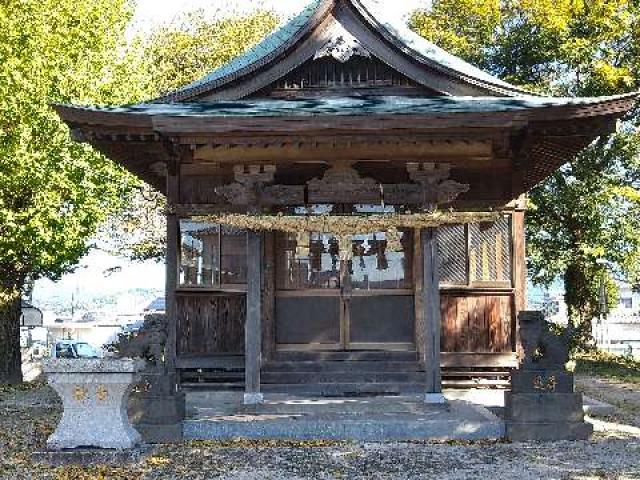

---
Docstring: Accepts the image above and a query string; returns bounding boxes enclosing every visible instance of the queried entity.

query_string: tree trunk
[0,288,23,384]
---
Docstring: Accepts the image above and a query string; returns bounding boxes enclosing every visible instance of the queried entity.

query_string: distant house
[595,284,640,358]
[144,297,165,314]
[20,301,43,327]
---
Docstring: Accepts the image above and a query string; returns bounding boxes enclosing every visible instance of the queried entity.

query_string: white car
[50,340,101,359]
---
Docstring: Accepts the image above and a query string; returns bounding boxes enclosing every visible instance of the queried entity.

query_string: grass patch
[574,351,640,384]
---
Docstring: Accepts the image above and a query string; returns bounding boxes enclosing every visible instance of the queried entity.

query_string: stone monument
[505,311,593,441]
[119,313,185,443]
[42,358,146,450]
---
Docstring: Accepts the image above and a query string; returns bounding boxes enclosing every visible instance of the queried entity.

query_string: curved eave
[56,93,638,126]
[54,93,638,196]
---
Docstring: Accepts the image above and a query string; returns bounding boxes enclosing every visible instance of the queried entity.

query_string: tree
[142,9,280,96]
[0,0,141,383]
[411,1,640,340]
[101,9,280,260]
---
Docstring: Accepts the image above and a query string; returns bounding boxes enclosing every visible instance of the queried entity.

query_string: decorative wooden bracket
[215,165,275,210]
[314,24,371,63]
[215,165,304,210]
[407,163,470,210]
[307,164,381,204]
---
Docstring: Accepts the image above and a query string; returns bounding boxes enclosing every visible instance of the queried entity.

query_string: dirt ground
[1,380,639,480]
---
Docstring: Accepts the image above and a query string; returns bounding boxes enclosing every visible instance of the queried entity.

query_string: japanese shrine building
[56,0,637,404]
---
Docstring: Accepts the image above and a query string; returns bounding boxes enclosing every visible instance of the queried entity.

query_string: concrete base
[505,392,593,442]
[424,393,448,405]
[506,421,593,442]
[128,373,185,443]
[134,423,183,444]
[185,393,504,442]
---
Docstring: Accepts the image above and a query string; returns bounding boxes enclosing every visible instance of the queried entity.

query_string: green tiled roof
[355,0,525,94]
[163,0,324,101]
[161,0,530,102]
[71,95,638,118]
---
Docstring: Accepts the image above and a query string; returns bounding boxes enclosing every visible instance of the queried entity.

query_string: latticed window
[438,224,467,285]
[438,217,512,286]
[469,217,511,283]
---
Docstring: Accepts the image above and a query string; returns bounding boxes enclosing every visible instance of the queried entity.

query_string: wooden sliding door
[275,230,415,351]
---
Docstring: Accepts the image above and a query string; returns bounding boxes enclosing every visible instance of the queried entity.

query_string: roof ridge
[155,0,627,102]
[350,0,532,97]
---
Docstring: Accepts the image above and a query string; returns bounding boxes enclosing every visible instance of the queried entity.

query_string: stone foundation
[505,370,593,442]
[128,372,185,443]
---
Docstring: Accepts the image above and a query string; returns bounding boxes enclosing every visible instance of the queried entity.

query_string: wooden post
[421,227,446,404]
[244,230,264,404]
[512,209,527,360]
[165,214,179,373]
[165,143,181,378]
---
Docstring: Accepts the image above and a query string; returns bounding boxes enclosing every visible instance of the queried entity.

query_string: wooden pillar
[165,214,179,372]
[165,145,180,377]
[512,210,527,359]
[421,227,446,403]
[244,230,264,404]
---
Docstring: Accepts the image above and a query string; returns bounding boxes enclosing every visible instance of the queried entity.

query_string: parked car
[50,340,101,359]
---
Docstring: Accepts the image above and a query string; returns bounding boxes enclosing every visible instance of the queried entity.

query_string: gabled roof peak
[158,0,531,102]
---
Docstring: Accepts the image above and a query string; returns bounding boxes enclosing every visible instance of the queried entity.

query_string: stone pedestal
[128,372,185,443]
[43,359,146,450]
[505,370,593,442]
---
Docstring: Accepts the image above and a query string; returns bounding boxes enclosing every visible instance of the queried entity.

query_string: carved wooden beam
[406,163,470,210]
[307,164,381,204]
[215,165,304,209]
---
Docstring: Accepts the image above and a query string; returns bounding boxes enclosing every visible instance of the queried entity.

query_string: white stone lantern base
[43,359,146,450]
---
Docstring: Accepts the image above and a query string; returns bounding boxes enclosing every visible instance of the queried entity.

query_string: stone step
[262,371,426,384]
[262,382,425,396]
[263,361,425,373]
[272,351,419,362]
[184,400,505,442]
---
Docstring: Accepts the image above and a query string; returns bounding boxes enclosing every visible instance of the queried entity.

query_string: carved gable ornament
[314,25,371,63]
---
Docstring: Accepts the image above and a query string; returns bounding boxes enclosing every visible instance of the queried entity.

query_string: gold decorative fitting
[73,385,88,402]
[96,385,109,402]
[533,375,557,392]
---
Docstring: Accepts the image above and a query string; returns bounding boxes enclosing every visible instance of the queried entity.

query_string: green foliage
[574,351,640,384]
[140,9,280,97]
[410,0,501,68]
[411,1,640,339]
[0,0,141,290]
[101,9,280,261]
[411,0,639,95]
[527,134,640,324]
[0,0,144,381]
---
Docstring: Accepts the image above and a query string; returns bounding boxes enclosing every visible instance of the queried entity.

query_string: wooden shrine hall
[56,0,637,405]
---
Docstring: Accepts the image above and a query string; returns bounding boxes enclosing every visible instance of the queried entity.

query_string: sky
[33,0,430,312]
[131,0,430,33]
